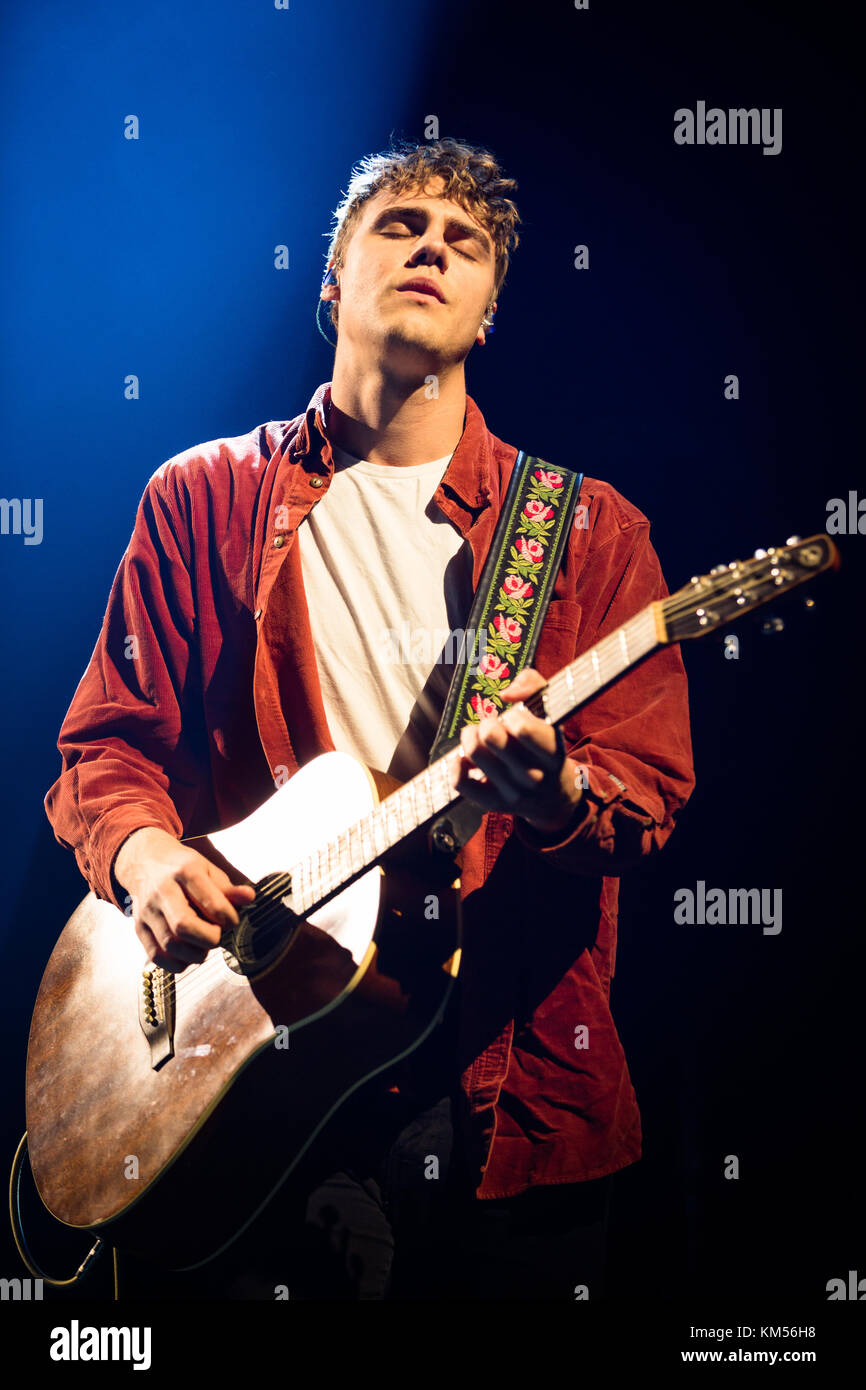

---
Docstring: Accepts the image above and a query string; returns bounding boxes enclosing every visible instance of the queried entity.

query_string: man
[44,137,695,1300]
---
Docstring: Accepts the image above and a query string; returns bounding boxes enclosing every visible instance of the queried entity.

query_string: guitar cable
[9,1130,112,1291]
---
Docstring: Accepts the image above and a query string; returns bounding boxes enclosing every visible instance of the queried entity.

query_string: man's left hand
[449,667,584,835]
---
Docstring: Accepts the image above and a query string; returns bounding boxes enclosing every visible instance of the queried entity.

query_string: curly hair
[324,136,521,330]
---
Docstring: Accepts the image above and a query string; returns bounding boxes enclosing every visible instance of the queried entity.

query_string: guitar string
[167,617,655,1006]
[162,555,814,1006]
[164,587,734,1002]
[168,748,465,1002]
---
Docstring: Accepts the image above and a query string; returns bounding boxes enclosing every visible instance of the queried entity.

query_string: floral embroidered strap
[429,452,584,764]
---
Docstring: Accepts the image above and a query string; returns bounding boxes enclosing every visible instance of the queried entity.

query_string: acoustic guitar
[24,534,838,1269]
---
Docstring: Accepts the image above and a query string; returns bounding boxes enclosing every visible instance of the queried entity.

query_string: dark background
[1,0,861,1301]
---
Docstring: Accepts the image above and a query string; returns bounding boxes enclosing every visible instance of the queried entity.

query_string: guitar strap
[427,451,584,854]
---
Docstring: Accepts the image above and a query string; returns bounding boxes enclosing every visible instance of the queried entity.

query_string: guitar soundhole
[221,872,298,977]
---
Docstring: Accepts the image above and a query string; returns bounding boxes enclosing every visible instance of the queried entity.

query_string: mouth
[396,278,446,303]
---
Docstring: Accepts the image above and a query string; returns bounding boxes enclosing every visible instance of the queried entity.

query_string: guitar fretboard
[290,603,661,917]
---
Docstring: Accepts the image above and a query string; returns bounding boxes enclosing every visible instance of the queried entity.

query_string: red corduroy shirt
[44,380,695,1200]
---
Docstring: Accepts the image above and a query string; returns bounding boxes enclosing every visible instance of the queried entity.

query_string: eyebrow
[369,203,492,255]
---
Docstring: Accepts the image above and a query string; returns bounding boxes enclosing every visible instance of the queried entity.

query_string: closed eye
[371,204,492,260]
[380,225,475,258]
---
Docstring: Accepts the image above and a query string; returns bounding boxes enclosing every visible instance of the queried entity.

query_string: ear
[475,297,497,346]
[320,264,340,303]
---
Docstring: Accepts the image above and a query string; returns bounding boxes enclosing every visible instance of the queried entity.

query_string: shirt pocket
[531,598,582,679]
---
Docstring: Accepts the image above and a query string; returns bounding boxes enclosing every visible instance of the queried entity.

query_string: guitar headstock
[662,534,840,642]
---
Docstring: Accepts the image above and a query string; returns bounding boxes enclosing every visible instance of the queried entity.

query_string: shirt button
[254,608,262,620]
[310,476,324,488]
[273,535,285,548]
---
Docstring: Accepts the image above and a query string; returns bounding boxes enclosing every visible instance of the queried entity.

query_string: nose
[408,234,447,271]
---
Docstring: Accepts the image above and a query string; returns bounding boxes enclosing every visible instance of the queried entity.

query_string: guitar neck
[289,601,665,917]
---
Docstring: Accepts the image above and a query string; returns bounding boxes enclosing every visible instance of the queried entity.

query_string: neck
[327,357,467,467]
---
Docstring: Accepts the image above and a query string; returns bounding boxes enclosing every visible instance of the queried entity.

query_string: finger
[175,865,248,932]
[207,863,257,905]
[499,706,564,768]
[460,743,540,796]
[451,765,512,810]
[456,725,538,801]
[224,882,257,902]
[464,713,559,780]
[500,666,547,698]
[156,878,224,951]
[134,917,201,973]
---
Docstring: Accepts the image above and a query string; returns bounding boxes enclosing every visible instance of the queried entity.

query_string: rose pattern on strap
[466,467,565,723]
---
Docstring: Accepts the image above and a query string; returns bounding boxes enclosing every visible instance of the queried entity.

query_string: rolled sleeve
[44,469,205,910]
[514,520,695,875]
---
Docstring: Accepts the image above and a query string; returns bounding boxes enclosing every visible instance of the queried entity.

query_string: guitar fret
[348,823,362,875]
[310,847,320,900]
[321,849,332,900]
[385,800,401,842]
[435,757,453,811]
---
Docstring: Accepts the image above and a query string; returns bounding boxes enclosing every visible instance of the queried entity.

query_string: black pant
[205,1082,612,1301]
[119,999,612,1301]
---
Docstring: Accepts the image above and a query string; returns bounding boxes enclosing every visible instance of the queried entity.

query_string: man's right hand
[114,826,257,973]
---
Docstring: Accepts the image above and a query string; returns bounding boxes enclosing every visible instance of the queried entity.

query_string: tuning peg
[785,535,801,545]
[761,616,785,634]
[753,548,767,559]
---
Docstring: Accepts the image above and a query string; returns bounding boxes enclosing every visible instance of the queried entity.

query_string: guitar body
[25,752,462,1270]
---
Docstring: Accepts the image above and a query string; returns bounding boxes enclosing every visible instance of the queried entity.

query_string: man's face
[329,177,498,373]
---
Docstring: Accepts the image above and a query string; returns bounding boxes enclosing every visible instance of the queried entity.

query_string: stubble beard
[378,307,469,380]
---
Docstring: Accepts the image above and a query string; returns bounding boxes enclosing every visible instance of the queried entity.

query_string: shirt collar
[291,380,492,510]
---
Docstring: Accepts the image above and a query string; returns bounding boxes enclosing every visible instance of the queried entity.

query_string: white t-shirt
[297,443,476,781]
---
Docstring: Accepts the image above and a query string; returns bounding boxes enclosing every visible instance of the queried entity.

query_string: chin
[381,323,446,362]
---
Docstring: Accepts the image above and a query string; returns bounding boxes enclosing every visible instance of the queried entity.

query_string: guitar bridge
[139,965,175,1069]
